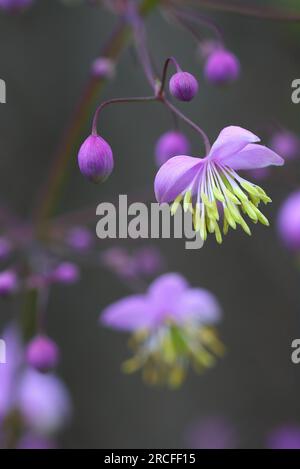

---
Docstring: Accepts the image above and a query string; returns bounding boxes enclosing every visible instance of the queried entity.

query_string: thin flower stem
[92,96,157,135]
[157,56,181,97]
[163,98,211,154]
[169,6,224,44]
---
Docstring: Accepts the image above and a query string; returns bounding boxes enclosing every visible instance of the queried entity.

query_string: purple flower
[78,134,114,183]
[270,131,299,161]
[91,57,115,79]
[267,425,300,449]
[26,335,59,373]
[0,0,33,11]
[0,270,18,296]
[101,273,223,386]
[184,417,237,449]
[52,262,80,285]
[155,126,284,243]
[132,246,165,276]
[100,247,137,279]
[204,49,240,85]
[67,226,93,252]
[277,190,300,250]
[169,72,199,102]
[18,369,71,435]
[155,131,190,167]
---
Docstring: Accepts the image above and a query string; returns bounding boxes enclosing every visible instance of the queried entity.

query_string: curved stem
[92,96,157,135]
[163,97,211,154]
[157,56,181,97]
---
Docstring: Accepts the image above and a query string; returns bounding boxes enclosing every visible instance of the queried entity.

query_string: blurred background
[0,0,300,449]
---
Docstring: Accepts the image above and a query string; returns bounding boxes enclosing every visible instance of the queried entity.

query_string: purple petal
[173,288,222,324]
[148,273,188,316]
[154,155,202,203]
[101,295,155,331]
[209,126,260,162]
[221,143,284,170]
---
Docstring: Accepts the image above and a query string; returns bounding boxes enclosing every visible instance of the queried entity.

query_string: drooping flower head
[169,71,199,102]
[204,49,240,85]
[155,131,190,167]
[26,335,59,373]
[277,190,300,251]
[270,130,299,161]
[78,134,114,183]
[101,273,223,387]
[155,126,284,244]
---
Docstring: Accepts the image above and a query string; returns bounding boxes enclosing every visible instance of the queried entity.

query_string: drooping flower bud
[66,226,93,252]
[270,131,299,161]
[169,72,199,102]
[52,262,80,285]
[91,57,115,79]
[26,335,59,373]
[155,131,190,166]
[204,49,240,85]
[277,190,300,251]
[78,134,114,183]
[0,269,18,296]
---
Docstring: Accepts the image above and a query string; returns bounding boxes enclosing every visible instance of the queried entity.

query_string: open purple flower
[101,273,223,387]
[155,126,284,243]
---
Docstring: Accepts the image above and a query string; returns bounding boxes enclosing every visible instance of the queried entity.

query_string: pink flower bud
[204,49,240,85]
[169,72,199,102]
[26,335,59,373]
[78,134,114,183]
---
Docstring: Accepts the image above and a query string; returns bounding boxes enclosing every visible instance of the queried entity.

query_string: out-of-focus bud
[0,0,33,12]
[155,130,191,166]
[169,72,199,102]
[66,226,93,252]
[270,131,299,161]
[277,190,300,251]
[0,270,18,296]
[26,335,59,373]
[78,134,114,183]
[204,49,240,85]
[52,262,80,285]
[91,57,115,79]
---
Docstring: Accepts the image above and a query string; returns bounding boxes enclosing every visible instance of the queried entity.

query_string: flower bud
[155,131,190,166]
[0,270,18,296]
[52,262,80,285]
[67,226,93,252]
[78,134,114,183]
[204,49,240,85]
[91,57,115,79]
[169,72,199,102]
[270,131,299,161]
[26,335,59,373]
[277,190,300,250]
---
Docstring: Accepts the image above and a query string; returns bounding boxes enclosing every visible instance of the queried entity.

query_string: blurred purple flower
[204,49,240,85]
[26,335,59,373]
[0,270,18,296]
[277,190,300,251]
[245,167,271,182]
[155,131,190,167]
[155,126,284,243]
[91,57,115,79]
[100,247,136,278]
[132,246,165,277]
[267,425,300,449]
[18,370,71,435]
[67,226,94,252]
[52,262,80,285]
[0,0,33,11]
[101,272,221,331]
[185,417,237,449]
[17,433,56,449]
[270,131,299,161]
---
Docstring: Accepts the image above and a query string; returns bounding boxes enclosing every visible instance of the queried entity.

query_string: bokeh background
[0,0,300,448]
